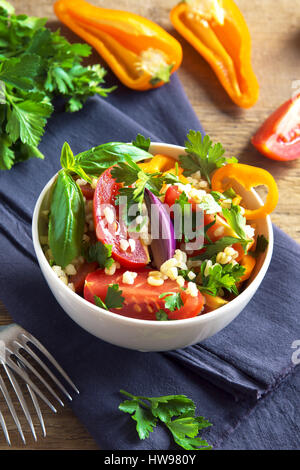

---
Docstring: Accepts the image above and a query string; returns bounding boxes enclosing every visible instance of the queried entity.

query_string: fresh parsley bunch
[119,389,212,450]
[0,1,114,170]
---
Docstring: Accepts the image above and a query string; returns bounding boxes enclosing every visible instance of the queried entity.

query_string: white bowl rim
[32,142,274,329]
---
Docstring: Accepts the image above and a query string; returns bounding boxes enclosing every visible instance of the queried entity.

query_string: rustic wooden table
[1,0,299,450]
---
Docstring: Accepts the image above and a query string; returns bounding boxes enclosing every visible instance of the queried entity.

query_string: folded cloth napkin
[0,74,299,450]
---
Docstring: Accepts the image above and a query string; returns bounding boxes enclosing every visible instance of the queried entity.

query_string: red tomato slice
[84,268,204,321]
[69,261,99,293]
[93,168,149,269]
[164,185,201,212]
[252,93,300,161]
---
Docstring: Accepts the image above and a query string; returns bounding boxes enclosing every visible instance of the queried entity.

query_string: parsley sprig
[94,284,125,310]
[199,262,245,297]
[0,1,114,170]
[119,390,212,450]
[179,131,238,186]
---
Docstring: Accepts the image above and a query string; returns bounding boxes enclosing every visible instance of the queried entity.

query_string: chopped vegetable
[252,93,300,161]
[119,389,212,450]
[211,163,279,220]
[144,188,176,269]
[0,0,113,170]
[170,0,259,108]
[54,0,182,90]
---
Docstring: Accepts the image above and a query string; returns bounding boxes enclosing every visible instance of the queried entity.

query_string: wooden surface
[1,0,300,449]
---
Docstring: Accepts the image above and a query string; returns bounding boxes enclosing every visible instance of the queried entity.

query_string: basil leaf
[60,141,75,170]
[74,142,152,177]
[48,169,85,268]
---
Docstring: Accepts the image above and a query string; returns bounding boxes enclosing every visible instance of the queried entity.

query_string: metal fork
[0,323,79,445]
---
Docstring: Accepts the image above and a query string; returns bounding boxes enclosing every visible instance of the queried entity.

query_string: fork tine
[16,340,72,402]
[0,408,11,446]
[17,360,46,438]
[0,372,26,444]
[2,356,57,413]
[11,347,64,407]
[3,363,37,441]
[20,333,79,394]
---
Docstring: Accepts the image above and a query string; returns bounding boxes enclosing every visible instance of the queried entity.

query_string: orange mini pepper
[239,254,256,283]
[211,163,279,220]
[170,0,259,108]
[54,0,182,91]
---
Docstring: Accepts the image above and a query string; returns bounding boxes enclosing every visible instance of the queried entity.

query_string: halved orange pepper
[239,254,256,283]
[54,0,182,91]
[138,155,177,173]
[170,0,259,108]
[211,163,279,220]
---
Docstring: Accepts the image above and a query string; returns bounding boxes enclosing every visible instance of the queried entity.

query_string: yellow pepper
[54,0,183,91]
[138,155,177,173]
[211,163,279,220]
[238,254,256,285]
[170,0,259,108]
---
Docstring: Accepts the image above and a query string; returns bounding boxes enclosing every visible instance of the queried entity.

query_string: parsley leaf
[199,262,246,297]
[155,310,170,321]
[94,284,125,311]
[192,236,247,261]
[83,241,114,269]
[179,131,238,186]
[250,234,269,258]
[119,390,212,450]
[159,292,184,312]
[0,2,113,170]
[222,205,250,241]
[132,134,151,151]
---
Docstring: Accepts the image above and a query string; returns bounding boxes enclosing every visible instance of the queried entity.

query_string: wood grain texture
[1,0,300,449]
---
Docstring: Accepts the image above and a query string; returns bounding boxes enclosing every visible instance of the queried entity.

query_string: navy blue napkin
[0,74,299,450]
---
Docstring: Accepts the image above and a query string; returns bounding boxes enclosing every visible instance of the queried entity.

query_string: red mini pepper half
[252,93,300,161]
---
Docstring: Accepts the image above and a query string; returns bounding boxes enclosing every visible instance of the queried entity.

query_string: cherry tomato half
[84,268,204,321]
[93,168,149,269]
[252,93,300,161]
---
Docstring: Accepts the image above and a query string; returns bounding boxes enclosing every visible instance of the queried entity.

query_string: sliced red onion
[144,188,176,269]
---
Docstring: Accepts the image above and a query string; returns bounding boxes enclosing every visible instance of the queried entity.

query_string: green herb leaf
[0,54,40,90]
[94,284,125,311]
[83,242,114,269]
[159,292,184,312]
[199,262,245,296]
[222,205,250,241]
[119,390,212,450]
[48,169,85,268]
[132,134,151,151]
[155,310,170,321]
[0,4,113,171]
[250,234,269,258]
[74,143,152,178]
[104,284,125,310]
[192,236,247,261]
[179,131,238,186]
[60,141,75,170]
[119,399,157,440]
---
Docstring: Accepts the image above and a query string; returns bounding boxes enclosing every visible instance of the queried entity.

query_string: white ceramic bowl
[32,143,273,352]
